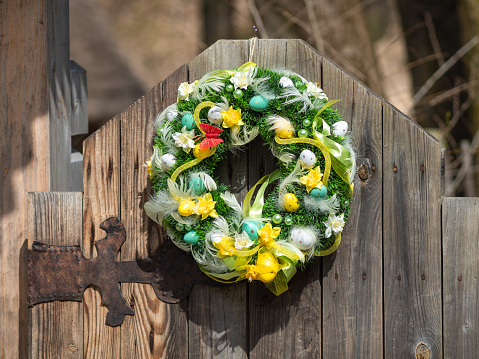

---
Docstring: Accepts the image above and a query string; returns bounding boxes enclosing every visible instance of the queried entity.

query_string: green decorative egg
[249,95,269,112]
[311,185,327,198]
[181,113,196,130]
[184,230,199,244]
[242,221,260,240]
[189,177,206,195]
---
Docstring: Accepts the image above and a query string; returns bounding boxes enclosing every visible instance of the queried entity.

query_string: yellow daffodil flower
[257,222,281,246]
[195,192,219,220]
[300,166,324,193]
[221,107,244,129]
[145,160,154,179]
[214,237,235,257]
[245,265,259,282]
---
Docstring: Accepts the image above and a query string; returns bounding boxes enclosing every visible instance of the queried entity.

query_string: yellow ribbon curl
[275,136,332,186]
[314,233,341,256]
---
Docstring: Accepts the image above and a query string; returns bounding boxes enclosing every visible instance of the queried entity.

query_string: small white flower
[178,82,196,101]
[323,213,345,238]
[230,70,254,90]
[306,82,328,100]
[235,233,254,250]
[172,126,195,153]
[279,76,294,88]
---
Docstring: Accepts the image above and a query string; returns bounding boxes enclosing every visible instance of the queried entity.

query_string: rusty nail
[397,275,401,280]
[421,275,425,280]
[420,165,424,172]
[362,274,366,280]
[371,165,376,171]
[393,164,397,172]
[458,276,462,281]
[60,248,64,252]
[49,248,54,252]
[335,273,338,279]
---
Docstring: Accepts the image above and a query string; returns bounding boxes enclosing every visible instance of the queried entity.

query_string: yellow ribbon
[170,146,217,182]
[214,237,259,258]
[275,136,332,186]
[193,101,216,133]
[237,62,257,72]
[242,170,280,218]
[314,233,341,256]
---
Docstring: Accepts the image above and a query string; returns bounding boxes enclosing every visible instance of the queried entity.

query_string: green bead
[298,129,308,137]
[303,119,311,127]
[154,135,160,142]
[181,113,196,130]
[157,128,164,135]
[226,84,234,92]
[184,224,192,231]
[284,217,293,225]
[189,177,206,195]
[184,230,199,244]
[175,223,184,231]
[249,95,268,111]
[272,214,283,224]
[233,89,243,99]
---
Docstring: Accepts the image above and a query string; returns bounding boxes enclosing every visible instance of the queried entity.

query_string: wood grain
[443,197,479,358]
[119,66,189,359]
[322,58,383,359]
[383,106,443,358]
[47,0,72,191]
[82,118,121,358]
[188,39,249,359]
[28,192,83,359]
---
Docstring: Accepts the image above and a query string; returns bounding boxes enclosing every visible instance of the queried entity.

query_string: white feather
[154,103,178,130]
[167,178,195,200]
[250,76,276,100]
[270,145,295,164]
[220,192,243,218]
[303,193,340,214]
[277,162,303,210]
[144,190,178,224]
[231,125,259,147]
[276,240,306,263]
[171,212,199,225]
[192,70,229,101]
[278,86,312,113]
[342,135,357,183]
[197,172,217,191]
[161,123,180,154]
[191,247,229,274]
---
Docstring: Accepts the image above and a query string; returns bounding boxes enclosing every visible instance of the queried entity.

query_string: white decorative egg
[299,149,316,169]
[289,227,316,250]
[161,153,176,170]
[332,121,348,137]
[208,106,223,125]
[210,232,224,244]
[166,110,179,122]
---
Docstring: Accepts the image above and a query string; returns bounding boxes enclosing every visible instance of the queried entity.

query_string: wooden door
[27,39,479,359]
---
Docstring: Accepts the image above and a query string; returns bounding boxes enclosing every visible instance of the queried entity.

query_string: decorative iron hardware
[27,217,225,326]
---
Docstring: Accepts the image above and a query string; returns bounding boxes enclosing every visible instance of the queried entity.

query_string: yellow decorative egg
[275,128,294,139]
[283,193,299,212]
[193,144,215,159]
[256,252,280,283]
[178,200,196,216]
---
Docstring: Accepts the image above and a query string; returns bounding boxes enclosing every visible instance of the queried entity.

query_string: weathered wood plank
[119,66,189,359]
[383,107,442,357]
[82,118,121,358]
[70,60,88,136]
[249,39,322,359]
[28,192,83,358]
[443,197,479,358]
[48,0,72,191]
[321,57,383,358]
[188,39,249,359]
[71,150,83,192]
[1,1,58,357]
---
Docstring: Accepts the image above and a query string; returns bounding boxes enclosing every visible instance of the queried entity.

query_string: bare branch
[248,0,269,39]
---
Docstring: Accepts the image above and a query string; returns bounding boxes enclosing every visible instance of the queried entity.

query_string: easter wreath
[144,62,356,295]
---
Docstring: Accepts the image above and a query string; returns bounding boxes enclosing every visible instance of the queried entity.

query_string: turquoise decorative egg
[184,230,199,244]
[249,95,268,112]
[189,177,206,195]
[311,185,327,198]
[181,113,196,130]
[242,221,260,240]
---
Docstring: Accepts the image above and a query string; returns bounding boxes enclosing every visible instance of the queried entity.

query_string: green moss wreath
[145,62,356,295]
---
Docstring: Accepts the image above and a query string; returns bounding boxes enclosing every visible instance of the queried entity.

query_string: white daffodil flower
[306,82,328,100]
[279,76,294,88]
[234,233,255,250]
[323,213,345,238]
[172,126,195,153]
[178,81,196,101]
[230,70,253,90]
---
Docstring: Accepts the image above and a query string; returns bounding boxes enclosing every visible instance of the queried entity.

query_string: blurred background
[70,0,479,196]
